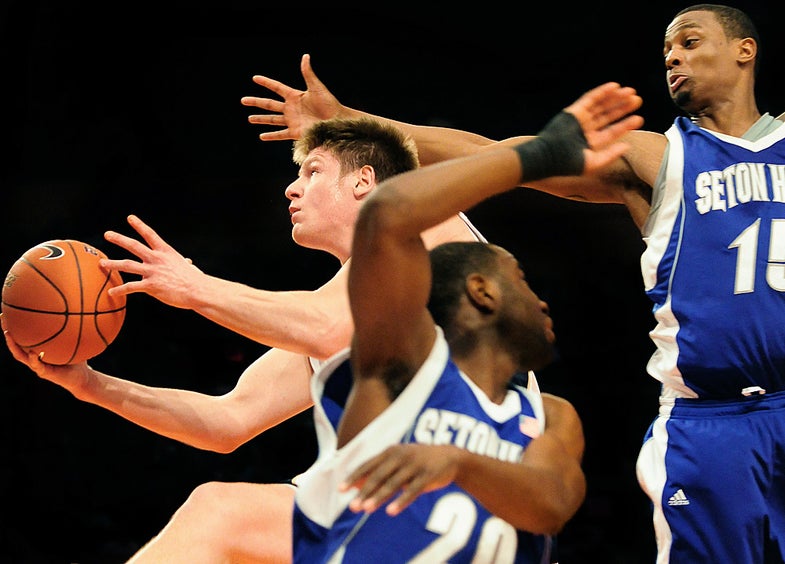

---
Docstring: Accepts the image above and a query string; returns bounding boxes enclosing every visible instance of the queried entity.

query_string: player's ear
[465,273,499,314]
[737,36,757,66]
[353,165,376,198]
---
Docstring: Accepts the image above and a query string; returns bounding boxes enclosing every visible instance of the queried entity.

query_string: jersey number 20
[409,492,518,563]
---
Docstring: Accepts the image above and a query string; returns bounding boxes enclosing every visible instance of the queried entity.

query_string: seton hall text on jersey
[412,407,524,463]
[694,162,785,213]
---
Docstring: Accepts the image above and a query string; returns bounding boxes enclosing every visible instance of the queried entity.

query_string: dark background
[1,1,782,562]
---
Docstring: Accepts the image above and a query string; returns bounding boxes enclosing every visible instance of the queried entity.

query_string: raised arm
[101,214,352,359]
[337,82,640,528]
[352,81,643,365]
[349,82,645,366]
[243,54,659,211]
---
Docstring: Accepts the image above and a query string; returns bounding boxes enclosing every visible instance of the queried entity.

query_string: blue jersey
[293,328,551,564]
[636,115,785,563]
[641,116,785,399]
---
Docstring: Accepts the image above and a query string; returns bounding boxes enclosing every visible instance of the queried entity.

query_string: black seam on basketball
[18,257,69,314]
[69,240,84,365]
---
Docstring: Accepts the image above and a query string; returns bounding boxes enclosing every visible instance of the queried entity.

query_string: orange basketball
[2,239,126,365]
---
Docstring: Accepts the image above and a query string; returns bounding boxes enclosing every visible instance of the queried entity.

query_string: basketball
[2,239,126,365]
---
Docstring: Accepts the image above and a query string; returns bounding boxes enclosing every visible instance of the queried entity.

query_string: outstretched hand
[241,53,343,142]
[100,215,203,308]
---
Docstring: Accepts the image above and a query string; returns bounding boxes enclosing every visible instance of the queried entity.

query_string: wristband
[513,111,587,182]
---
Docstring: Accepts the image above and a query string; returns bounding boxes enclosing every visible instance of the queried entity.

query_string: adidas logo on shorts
[667,488,690,506]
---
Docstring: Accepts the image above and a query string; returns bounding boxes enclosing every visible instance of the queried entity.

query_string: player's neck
[690,99,761,137]
[455,348,518,404]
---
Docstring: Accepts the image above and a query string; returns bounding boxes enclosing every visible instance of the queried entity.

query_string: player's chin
[291,226,308,246]
[291,228,325,253]
[542,316,555,344]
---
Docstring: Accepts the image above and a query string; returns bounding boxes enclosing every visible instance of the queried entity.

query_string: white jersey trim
[296,327,450,528]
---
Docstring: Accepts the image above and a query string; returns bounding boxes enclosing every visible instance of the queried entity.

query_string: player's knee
[174,482,235,528]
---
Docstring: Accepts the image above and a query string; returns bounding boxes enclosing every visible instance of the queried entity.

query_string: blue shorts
[637,389,785,562]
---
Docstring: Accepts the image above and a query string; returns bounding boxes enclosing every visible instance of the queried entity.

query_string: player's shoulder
[541,393,580,421]
[624,129,669,166]
[613,129,668,190]
[626,129,668,149]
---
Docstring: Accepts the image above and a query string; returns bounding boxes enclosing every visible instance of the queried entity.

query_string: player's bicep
[224,347,315,435]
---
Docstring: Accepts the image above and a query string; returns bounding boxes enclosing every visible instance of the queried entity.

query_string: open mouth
[669,74,687,93]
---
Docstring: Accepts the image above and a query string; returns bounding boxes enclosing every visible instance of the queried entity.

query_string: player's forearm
[72,369,246,452]
[350,107,639,207]
[338,105,498,166]
[455,449,585,535]
[408,126,500,165]
[186,275,351,359]
[375,113,639,205]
